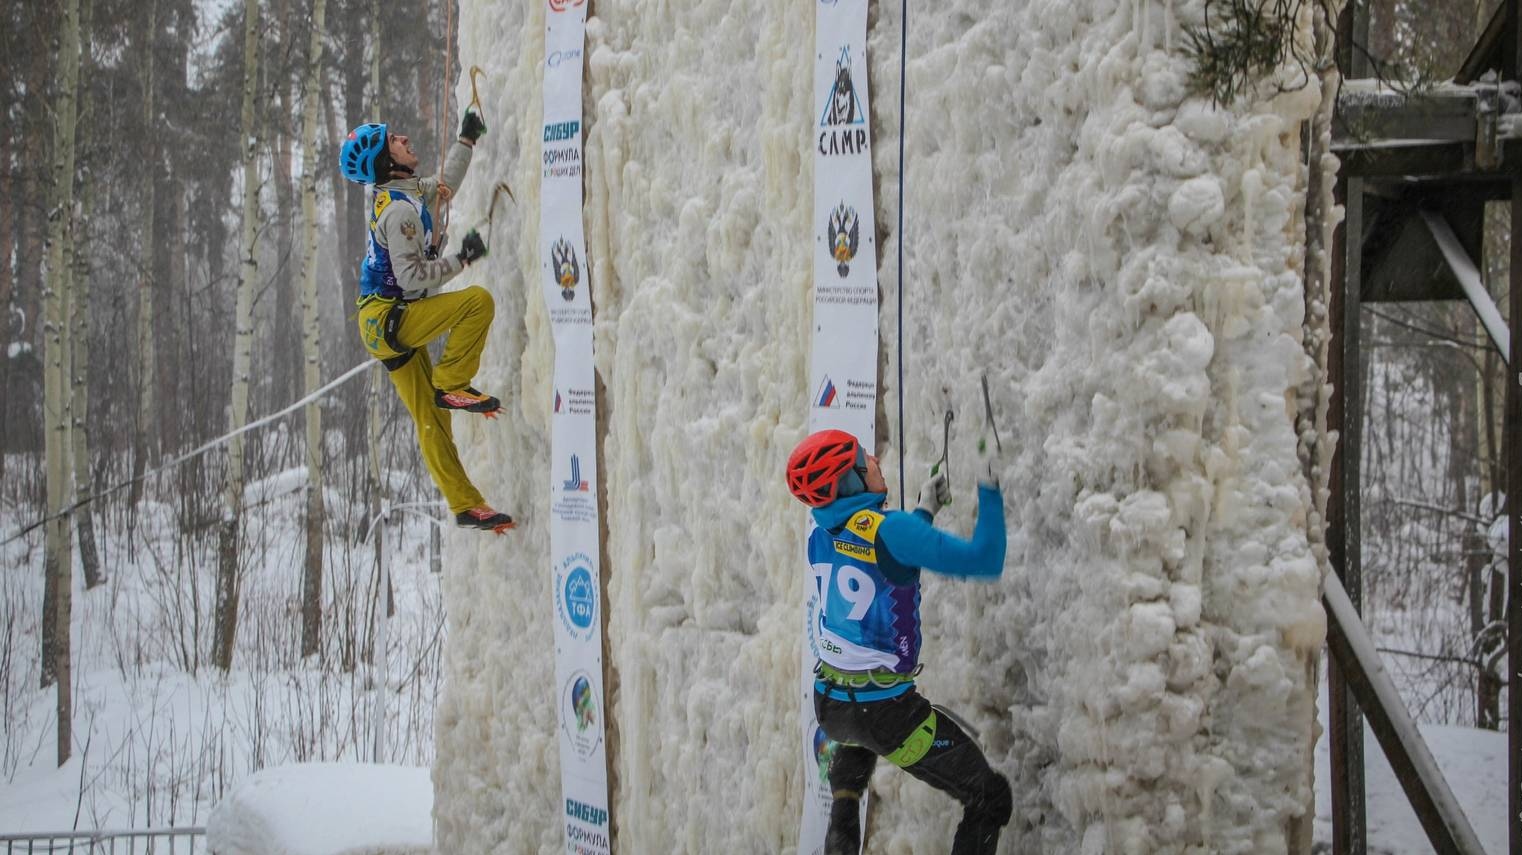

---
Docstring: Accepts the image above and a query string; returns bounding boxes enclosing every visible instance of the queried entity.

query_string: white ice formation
[433,1,1329,852]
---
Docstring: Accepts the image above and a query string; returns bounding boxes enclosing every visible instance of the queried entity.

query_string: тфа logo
[826,202,860,278]
[815,376,839,408]
[551,237,580,302]
[555,552,598,643]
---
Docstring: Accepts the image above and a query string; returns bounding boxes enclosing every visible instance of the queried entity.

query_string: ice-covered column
[434,0,1328,851]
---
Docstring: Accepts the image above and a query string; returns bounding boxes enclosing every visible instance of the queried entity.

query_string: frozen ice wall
[434,0,1328,852]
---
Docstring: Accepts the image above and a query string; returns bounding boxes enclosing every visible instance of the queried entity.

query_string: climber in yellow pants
[340,110,514,533]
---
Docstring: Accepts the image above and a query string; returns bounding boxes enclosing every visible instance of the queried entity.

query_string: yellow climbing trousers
[355,285,496,514]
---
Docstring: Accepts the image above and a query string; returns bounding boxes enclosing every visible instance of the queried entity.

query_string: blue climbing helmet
[339,122,388,184]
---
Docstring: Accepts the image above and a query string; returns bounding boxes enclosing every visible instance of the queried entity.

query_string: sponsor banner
[801,0,879,850]
[541,2,611,853]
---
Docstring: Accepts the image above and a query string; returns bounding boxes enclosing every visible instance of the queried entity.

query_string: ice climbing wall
[434,0,1329,851]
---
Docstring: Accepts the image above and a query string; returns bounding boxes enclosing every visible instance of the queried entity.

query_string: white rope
[3,360,378,546]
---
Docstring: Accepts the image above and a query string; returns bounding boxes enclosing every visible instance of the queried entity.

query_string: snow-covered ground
[0,458,445,836]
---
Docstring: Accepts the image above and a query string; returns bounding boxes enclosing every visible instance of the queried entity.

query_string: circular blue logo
[564,567,595,630]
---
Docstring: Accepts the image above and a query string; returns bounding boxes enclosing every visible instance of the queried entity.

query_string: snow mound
[206,763,432,855]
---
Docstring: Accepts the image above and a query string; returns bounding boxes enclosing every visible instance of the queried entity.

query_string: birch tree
[130,0,158,519]
[299,0,329,658]
[70,0,102,590]
[40,0,82,767]
[214,0,261,671]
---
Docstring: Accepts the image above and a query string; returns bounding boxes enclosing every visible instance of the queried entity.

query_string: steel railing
[0,828,205,854]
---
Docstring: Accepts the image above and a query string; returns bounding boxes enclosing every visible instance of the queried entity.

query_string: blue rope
[895,0,908,509]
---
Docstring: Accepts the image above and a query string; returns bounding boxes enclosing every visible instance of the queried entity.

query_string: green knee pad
[885,711,937,768]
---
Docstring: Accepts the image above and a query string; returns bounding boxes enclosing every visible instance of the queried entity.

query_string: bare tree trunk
[41,0,82,770]
[214,0,262,672]
[299,0,329,659]
[363,0,387,668]
[71,0,102,590]
[130,0,158,519]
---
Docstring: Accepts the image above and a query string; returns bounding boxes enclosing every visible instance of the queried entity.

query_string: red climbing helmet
[787,429,863,507]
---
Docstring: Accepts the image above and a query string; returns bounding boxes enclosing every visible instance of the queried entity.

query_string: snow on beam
[1422,209,1511,364]
[1322,572,1488,855]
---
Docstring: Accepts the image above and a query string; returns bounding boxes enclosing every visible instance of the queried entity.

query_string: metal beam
[1323,573,1488,855]
[1456,0,1511,85]
[1329,172,1368,855]
[1421,210,1511,363]
[1509,159,1522,855]
[1335,85,1481,147]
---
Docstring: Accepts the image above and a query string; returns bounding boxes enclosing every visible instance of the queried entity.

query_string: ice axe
[978,373,1003,456]
[928,402,954,505]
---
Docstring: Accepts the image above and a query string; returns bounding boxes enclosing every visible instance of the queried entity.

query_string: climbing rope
[1,360,378,547]
[432,3,457,256]
[895,0,908,508]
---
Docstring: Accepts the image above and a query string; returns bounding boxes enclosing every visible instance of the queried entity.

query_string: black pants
[815,688,1012,855]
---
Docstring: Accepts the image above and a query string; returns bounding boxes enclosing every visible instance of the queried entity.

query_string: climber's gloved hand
[915,473,952,517]
[459,110,487,144]
[457,229,488,266]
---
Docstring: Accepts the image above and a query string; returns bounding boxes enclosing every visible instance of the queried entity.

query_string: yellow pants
[356,286,496,514]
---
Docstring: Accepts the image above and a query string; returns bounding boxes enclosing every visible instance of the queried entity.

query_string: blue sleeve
[876,484,1006,579]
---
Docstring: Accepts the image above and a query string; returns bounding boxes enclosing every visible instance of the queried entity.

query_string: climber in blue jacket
[786,428,1011,855]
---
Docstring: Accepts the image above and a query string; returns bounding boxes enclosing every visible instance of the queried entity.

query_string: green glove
[459,109,487,143]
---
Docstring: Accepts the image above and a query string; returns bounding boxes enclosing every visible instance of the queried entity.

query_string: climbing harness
[816,661,924,689]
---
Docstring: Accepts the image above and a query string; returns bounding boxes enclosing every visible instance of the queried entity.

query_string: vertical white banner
[800,0,879,851]
[540,1,611,853]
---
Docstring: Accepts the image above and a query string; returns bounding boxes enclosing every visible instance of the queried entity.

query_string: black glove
[457,229,487,265]
[459,110,487,144]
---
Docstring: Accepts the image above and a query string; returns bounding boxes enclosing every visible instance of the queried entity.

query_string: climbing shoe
[435,386,502,417]
[456,506,516,534]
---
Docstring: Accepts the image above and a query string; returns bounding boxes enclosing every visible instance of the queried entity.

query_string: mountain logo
[554,388,563,413]
[821,46,864,128]
[827,202,860,278]
[815,377,839,408]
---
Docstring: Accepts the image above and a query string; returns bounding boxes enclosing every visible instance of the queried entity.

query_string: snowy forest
[0,0,1513,850]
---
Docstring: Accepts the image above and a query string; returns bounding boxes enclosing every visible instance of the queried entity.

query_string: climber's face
[388,132,419,171]
[862,454,886,494]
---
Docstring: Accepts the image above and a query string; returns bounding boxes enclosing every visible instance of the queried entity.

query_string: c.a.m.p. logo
[819,46,869,157]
